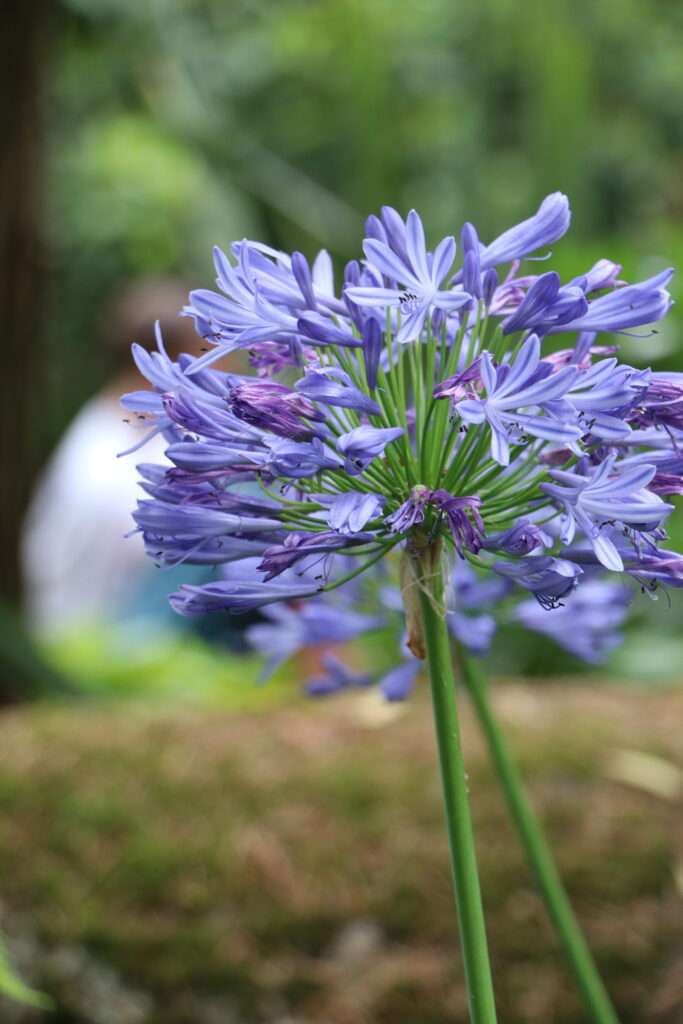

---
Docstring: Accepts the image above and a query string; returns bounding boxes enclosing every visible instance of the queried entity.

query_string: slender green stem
[413,550,498,1024]
[456,648,620,1024]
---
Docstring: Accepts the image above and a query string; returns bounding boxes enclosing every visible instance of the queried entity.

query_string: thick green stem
[457,649,620,1024]
[413,551,498,1024]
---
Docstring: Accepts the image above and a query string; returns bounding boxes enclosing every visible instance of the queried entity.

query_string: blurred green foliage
[42,622,294,708]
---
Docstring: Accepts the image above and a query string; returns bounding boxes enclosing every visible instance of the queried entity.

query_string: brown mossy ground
[0,683,681,1023]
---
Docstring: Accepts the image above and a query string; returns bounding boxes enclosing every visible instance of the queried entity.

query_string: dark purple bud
[429,490,485,556]
[297,313,362,349]
[362,318,382,390]
[386,485,431,533]
[463,251,482,298]
[649,473,683,496]
[257,531,372,581]
[230,378,324,440]
[482,269,499,307]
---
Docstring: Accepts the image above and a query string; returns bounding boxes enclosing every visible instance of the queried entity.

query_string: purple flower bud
[298,313,363,349]
[337,425,403,475]
[547,268,674,335]
[362,318,382,390]
[461,222,482,297]
[295,367,380,415]
[257,531,372,581]
[494,556,583,609]
[479,192,571,269]
[463,250,482,298]
[344,259,361,286]
[132,499,281,537]
[483,520,552,556]
[482,269,499,307]
[170,578,322,616]
[165,441,266,474]
[502,272,588,335]
[364,215,388,245]
[291,251,317,308]
[573,259,624,294]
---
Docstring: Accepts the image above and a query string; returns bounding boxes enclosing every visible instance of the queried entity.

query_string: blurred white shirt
[22,393,167,637]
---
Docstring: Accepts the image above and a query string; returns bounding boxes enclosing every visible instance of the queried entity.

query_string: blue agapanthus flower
[121,192,681,697]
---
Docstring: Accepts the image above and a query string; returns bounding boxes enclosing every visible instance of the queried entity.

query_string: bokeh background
[1,2,682,1022]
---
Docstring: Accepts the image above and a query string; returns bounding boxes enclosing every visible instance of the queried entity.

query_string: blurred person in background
[21,278,204,639]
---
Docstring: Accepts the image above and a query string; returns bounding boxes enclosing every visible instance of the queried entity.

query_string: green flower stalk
[458,649,619,1024]
[412,543,498,1023]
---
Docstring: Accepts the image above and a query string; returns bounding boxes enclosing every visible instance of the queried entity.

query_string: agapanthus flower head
[121,191,680,693]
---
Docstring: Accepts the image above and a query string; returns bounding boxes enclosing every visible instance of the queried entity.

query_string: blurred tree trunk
[0,1,53,703]
[0,1,49,609]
